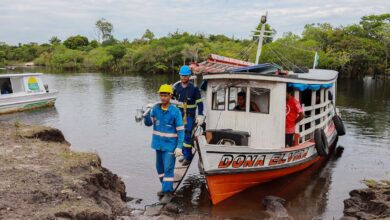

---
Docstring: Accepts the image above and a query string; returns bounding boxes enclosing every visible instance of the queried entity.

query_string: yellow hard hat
[158,84,173,94]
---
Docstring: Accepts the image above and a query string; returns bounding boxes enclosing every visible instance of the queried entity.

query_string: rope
[239,41,256,61]
[265,45,292,70]
[267,45,306,73]
[278,43,317,53]
[239,41,256,60]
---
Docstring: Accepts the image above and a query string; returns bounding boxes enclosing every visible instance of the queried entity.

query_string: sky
[0,0,389,45]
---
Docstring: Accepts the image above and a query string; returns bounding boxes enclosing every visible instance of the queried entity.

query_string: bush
[83,47,113,70]
[50,47,84,69]
[63,35,89,50]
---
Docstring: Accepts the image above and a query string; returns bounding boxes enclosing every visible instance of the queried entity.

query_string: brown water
[0,72,389,219]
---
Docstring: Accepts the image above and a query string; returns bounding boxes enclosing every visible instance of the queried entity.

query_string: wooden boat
[0,73,58,114]
[192,14,346,205]
[195,65,345,204]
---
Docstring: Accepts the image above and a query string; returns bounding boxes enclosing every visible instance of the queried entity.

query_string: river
[0,71,389,219]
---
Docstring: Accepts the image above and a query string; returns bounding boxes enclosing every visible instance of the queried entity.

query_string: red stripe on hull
[206,138,337,205]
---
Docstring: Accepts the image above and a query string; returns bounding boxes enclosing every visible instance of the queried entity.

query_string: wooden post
[294,90,301,142]
[320,88,324,125]
[311,90,316,138]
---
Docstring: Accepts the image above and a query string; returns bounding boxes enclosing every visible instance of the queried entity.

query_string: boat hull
[0,91,58,115]
[198,125,338,205]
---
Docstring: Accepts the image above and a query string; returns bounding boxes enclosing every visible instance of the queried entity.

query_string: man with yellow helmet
[144,84,184,203]
[173,65,204,166]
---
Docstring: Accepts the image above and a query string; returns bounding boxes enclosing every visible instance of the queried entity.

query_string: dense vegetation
[0,14,388,78]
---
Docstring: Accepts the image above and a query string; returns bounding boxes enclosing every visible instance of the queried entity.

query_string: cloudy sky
[0,0,389,45]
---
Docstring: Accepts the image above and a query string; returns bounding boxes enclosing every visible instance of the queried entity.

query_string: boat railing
[296,97,335,143]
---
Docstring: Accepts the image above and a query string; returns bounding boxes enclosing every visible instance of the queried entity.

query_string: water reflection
[337,78,390,139]
[174,148,342,219]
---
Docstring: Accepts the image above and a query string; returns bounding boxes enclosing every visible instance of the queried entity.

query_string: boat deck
[173,149,196,191]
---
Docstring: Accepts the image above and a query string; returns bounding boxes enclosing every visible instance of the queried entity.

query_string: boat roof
[191,54,253,74]
[203,67,338,84]
[0,73,43,78]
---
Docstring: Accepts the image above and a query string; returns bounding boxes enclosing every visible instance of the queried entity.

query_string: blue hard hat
[179,65,191,76]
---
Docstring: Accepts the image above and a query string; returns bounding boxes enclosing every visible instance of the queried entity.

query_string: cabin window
[212,87,226,110]
[249,88,270,114]
[228,87,247,111]
[0,78,13,95]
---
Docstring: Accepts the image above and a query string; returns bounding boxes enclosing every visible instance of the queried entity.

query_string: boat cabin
[0,73,48,96]
[203,66,338,149]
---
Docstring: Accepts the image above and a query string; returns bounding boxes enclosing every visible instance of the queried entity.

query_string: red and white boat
[196,66,345,204]
[192,14,346,205]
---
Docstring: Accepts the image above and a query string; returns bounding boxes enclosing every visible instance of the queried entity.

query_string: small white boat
[0,73,58,114]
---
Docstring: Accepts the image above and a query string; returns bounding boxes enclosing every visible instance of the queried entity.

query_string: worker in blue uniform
[144,84,184,204]
[173,65,204,166]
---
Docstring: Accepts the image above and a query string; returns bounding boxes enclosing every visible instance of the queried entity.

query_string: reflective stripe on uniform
[183,143,192,148]
[163,177,174,182]
[178,104,196,109]
[196,98,202,104]
[176,126,184,130]
[153,130,178,138]
[158,173,165,178]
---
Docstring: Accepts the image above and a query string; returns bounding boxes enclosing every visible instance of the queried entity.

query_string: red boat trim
[204,153,318,175]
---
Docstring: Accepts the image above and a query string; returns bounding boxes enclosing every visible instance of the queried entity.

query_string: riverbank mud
[0,123,130,219]
[342,180,390,220]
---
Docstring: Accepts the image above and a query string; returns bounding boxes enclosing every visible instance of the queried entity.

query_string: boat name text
[217,148,310,169]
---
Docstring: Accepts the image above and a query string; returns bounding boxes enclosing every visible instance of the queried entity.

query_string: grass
[363,179,390,188]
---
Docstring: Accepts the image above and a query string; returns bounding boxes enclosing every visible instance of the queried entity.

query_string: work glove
[146,103,154,109]
[174,148,183,157]
[195,115,205,125]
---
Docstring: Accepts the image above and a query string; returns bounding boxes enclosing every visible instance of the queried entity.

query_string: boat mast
[253,12,273,65]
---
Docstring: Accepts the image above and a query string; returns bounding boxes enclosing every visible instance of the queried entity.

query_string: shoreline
[1,122,389,219]
[0,122,207,220]
[342,180,390,220]
[0,122,130,219]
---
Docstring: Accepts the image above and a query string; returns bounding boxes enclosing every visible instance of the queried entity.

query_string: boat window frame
[210,84,272,114]
[227,86,248,112]
[248,87,271,114]
[211,86,226,111]
[0,77,13,95]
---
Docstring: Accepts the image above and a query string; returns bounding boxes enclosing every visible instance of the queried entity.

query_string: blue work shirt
[144,104,184,152]
[173,82,204,117]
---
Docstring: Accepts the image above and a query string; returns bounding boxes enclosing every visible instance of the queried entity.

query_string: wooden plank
[173,149,196,191]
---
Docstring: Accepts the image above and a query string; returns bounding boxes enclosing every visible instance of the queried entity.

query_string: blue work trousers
[156,150,176,192]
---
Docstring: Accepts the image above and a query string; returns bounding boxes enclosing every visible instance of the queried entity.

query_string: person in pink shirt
[285,87,304,147]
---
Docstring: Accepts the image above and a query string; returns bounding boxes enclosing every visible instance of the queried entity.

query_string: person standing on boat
[144,84,184,203]
[285,86,304,147]
[173,65,204,166]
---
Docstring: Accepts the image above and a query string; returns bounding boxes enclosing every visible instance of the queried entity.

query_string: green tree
[95,18,113,43]
[181,43,203,63]
[142,29,155,41]
[102,35,117,46]
[89,40,99,48]
[63,35,89,50]
[107,44,126,71]
[49,36,61,45]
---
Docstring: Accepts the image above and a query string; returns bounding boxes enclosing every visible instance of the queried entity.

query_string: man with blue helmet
[173,65,204,166]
